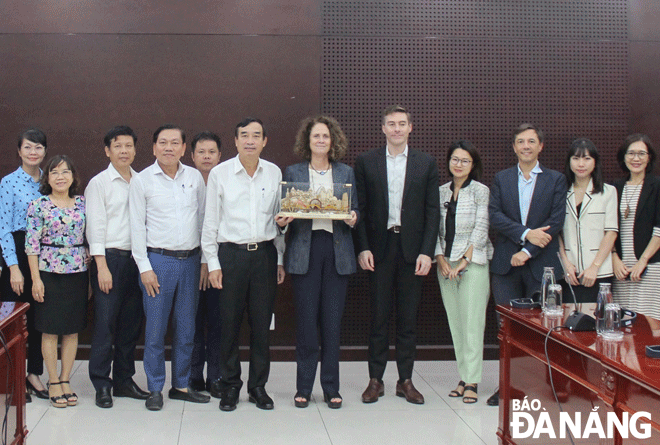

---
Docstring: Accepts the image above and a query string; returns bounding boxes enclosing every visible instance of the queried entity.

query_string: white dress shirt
[202,155,284,272]
[85,163,136,256]
[129,160,206,274]
[386,145,408,228]
[309,166,333,233]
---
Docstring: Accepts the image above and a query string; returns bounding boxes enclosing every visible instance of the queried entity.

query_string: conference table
[497,304,660,445]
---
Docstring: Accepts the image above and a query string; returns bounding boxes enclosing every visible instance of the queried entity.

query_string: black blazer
[354,147,440,264]
[614,174,660,264]
[489,163,567,281]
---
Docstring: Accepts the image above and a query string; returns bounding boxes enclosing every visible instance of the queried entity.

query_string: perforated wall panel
[322,1,629,347]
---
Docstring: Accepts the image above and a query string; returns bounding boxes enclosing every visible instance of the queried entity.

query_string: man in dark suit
[487,123,567,405]
[355,105,440,404]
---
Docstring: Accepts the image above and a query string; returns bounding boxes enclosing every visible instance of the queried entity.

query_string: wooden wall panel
[629,0,660,40]
[0,34,320,184]
[0,0,320,35]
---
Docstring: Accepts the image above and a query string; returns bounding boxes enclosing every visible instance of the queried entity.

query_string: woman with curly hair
[283,116,358,409]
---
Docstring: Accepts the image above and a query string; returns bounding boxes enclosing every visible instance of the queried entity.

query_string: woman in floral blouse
[26,155,88,408]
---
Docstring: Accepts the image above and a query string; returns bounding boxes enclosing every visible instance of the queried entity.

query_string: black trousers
[88,251,144,391]
[559,277,611,304]
[190,286,222,384]
[0,231,43,376]
[368,231,422,381]
[218,242,277,391]
[291,230,348,395]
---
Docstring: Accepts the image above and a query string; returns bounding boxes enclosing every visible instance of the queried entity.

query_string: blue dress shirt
[0,167,41,266]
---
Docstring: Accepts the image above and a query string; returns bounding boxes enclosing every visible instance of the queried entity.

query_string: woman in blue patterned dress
[0,129,49,401]
[26,155,88,408]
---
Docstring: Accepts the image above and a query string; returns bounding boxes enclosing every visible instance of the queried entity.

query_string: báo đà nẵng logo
[511,397,651,439]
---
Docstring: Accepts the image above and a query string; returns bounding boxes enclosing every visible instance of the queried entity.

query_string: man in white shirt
[189,131,223,396]
[129,124,211,410]
[202,117,290,411]
[86,126,149,408]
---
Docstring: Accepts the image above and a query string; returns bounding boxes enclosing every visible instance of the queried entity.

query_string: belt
[41,242,85,248]
[147,246,200,259]
[220,241,272,251]
[388,226,401,233]
[106,248,132,257]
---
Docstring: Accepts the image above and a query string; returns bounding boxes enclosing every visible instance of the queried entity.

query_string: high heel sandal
[59,381,78,406]
[47,382,67,408]
[26,378,49,399]
[323,392,342,409]
[462,384,478,404]
[294,391,310,408]
[448,380,466,398]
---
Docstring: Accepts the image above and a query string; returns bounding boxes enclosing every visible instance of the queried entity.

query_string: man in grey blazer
[487,123,567,406]
[355,105,440,405]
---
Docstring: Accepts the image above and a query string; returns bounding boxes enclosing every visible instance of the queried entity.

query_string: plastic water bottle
[541,267,556,311]
[595,282,613,336]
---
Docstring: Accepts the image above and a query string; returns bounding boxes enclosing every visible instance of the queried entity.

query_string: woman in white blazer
[435,140,492,404]
[559,138,618,302]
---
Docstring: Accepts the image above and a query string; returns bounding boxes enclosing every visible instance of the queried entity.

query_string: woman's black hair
[564,138,603,194]
[446,140,482,181]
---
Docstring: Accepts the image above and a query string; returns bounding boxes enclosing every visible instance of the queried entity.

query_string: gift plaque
[279,182,352,220]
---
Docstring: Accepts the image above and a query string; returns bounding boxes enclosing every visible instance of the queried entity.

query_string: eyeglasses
[625,151,649,159]
[450,157,472,167]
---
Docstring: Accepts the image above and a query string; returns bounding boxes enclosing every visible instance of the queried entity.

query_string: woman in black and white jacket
[435,140,492,404]
[559,138,618,303]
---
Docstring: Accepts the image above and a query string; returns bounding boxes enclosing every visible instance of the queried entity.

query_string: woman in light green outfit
[435,140,493,404]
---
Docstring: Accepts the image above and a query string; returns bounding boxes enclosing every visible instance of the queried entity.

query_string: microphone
[556,252,595,331]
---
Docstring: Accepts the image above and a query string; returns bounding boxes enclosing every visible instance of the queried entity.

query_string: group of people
[0,105,658,412]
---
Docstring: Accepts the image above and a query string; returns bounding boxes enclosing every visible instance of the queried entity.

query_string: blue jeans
[140,251,200,391]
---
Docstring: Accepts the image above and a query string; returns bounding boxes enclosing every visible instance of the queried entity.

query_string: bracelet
[462,255,471,264]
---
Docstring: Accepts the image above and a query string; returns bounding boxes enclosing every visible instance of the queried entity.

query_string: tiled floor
[26,360,500,445]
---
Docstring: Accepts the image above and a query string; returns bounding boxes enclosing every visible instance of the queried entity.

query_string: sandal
[323,392,342,409]
[448,380,466,398]
[47,382,67,408]
[294,391,310,408]
[463,384,478,404]
[59,380,78,406]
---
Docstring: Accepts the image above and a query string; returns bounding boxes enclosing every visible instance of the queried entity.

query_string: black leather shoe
[486,389,499,406]
[189,378,206,392]
[168,387,211,403]
[219,386,240,411]
[26,378,49,399]
[25,392,32,404]
[208,379,223,399]
[248,387,274,410]
[95,387,113,408]
[146,391,163,411]
[114,379,150,400]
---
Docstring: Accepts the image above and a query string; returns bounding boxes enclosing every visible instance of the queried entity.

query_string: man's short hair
[234,117,267,138]
[382,105,411,125]
[512,123,544,144]
[152,124,186,144]
[104,126,137,148]
[191,131,222,151]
